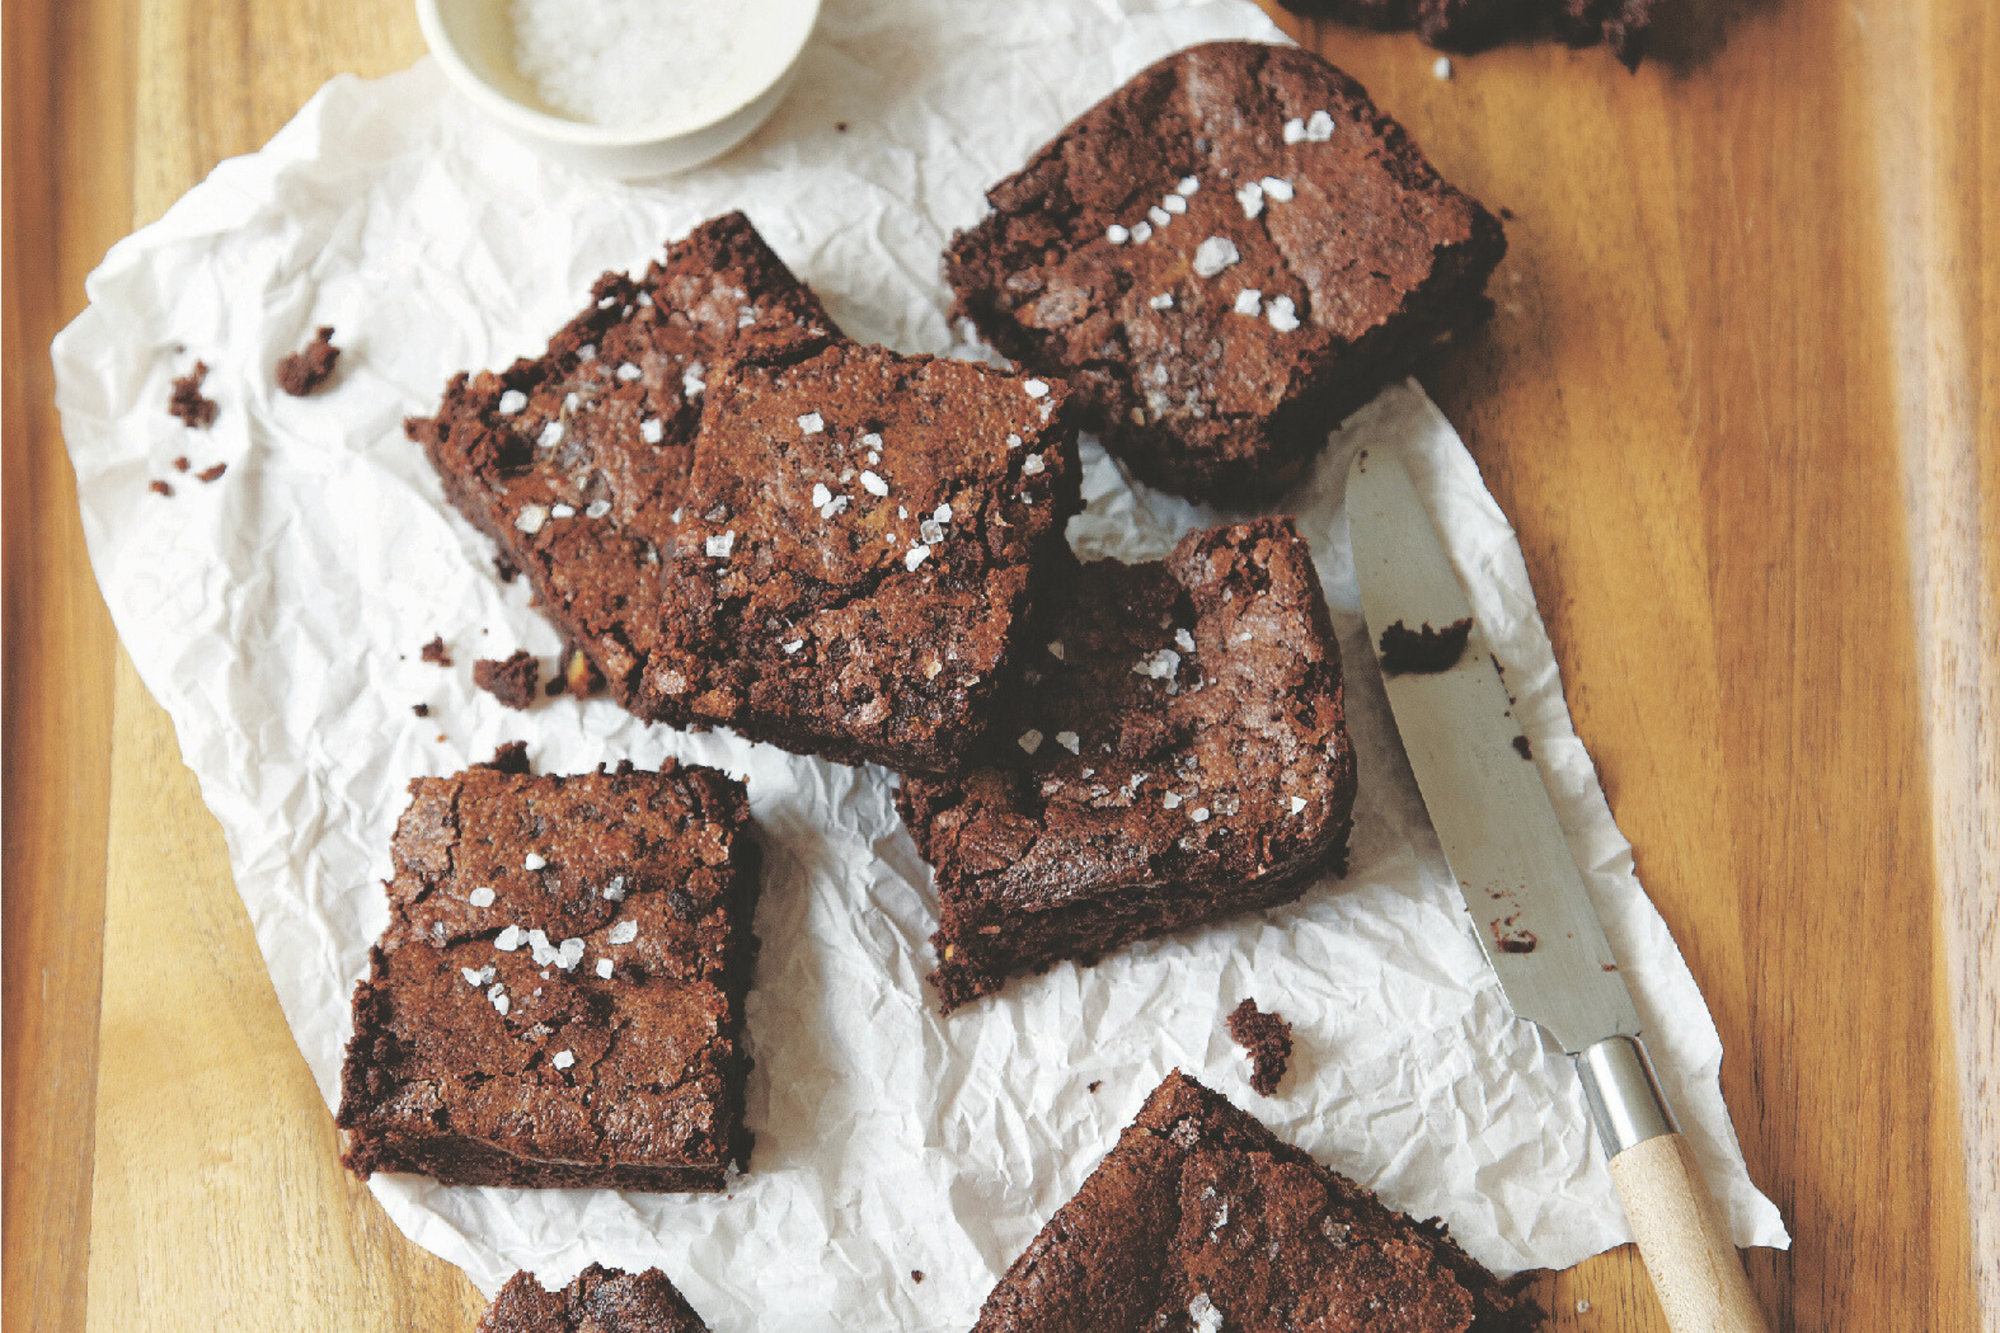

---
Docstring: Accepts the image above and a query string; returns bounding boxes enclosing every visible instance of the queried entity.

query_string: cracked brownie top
[899,519,1357,1011]
[968,1072,1537,1333]
[947,41,1504,504]
[337,759,759,1189]
[478,1265,709,1333]
[412,212,1082,774]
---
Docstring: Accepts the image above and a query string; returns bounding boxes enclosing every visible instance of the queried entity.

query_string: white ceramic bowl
[415,0,820,179]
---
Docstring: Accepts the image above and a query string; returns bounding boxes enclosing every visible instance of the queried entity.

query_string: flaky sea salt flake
[1234,289,1263,316]
[1018,729,1044,755]
[1193,237,1241,277]
[498,389,528,414]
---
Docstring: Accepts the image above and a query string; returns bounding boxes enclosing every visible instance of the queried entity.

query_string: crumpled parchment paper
[51,0,1787,1324]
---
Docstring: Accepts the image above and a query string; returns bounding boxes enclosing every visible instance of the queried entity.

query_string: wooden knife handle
[1577,1036,1772,1333]
[1607,1131,1773,1333]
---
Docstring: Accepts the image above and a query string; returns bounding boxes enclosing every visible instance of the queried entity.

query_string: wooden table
[5,1,1993,1328]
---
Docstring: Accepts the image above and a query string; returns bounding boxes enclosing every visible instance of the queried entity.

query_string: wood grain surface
[3,1,1992,1330]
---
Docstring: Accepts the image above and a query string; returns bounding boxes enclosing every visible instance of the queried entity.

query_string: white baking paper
[52,0,1787,1323]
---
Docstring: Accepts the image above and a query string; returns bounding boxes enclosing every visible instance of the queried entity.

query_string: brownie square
[478,1265,708,1333]
[968,1072,1536,1333]
[637,339,1079,771]
[898,519,1357,1012]
[412,213,1082,774]
[946,42,1505,504]
[1275,0,1654,70]
[337,759,760,1191]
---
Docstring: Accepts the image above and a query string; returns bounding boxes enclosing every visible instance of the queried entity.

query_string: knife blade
[1347,444,1771,1333]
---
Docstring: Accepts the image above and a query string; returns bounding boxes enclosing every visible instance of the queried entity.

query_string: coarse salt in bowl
[416,0,820,179]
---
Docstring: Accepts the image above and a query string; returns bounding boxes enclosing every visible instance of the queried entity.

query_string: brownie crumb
[493,553,520,584]
[419,636,453,667]
[172,455,191,472]
[168,363,218,428]
[277,325,341,396]
[1377,617,1472,674]
[1088,1080,1102,1093]
[1227,998,1293,1095]
[835,120,849,132]
[1491,917,1537,954]
[910,1271,925,1284]
[473,650,539,710]
[196,462,227,483]
[1512,735,1533,760]
[473,740,531,774]
[148,479,175,497]
[412,703,430,717]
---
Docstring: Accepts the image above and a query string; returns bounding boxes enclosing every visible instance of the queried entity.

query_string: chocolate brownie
[1227,998,1293,1095]
[479,1265,708,1333]
[946,42,1504,504]
[413,212,1080,773]
[474,649,540,709]
[969,1071,1536,1333]
[337,758,760,1191]
[898,519,1356,1011]
[277,325,341,395]
[1278,0,1652,69]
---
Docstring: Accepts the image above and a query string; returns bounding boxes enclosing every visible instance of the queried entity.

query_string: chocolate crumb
[836,120,849,132]
[419,636,452,667]
[277,325,340,396]
[411,703,430,717]
[1511,735,1533,760]
[1377,617,1472,674]
[473,740,531,774]
[493,553,520,583]
[473,650,539,710]
[1500,206,1516,221]
[168,362,218,428]
[910,1271,925,1284]
[1088,1080,1102,1093]
[172,455,191,472]
[148,479,175,497]
[196,462,227,483]
[1227,998,1293,1095]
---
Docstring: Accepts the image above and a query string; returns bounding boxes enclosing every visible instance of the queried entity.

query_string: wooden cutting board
[5,0,1993,1329]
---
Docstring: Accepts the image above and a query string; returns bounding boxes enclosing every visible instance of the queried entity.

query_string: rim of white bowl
[414,0,821,147]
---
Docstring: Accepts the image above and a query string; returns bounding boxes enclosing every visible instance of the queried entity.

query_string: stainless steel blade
[1346,446,1641,1054]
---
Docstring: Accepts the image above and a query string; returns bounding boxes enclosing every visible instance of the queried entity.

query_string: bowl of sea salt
[418,0,820,178]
